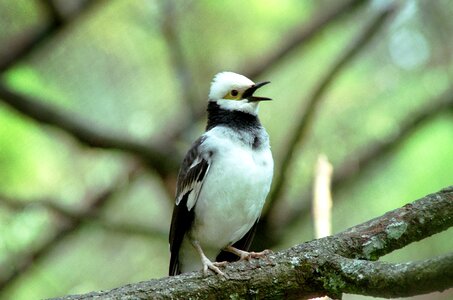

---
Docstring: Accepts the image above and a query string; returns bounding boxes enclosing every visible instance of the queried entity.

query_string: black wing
[215,220,259,262]
[169,137,210,276]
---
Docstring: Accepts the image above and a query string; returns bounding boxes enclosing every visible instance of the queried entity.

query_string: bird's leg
[192,240,227,276]
[224,245,273,261]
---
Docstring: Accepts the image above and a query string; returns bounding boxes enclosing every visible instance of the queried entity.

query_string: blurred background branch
[1,0,453,299]
[244,0,367,79]
[312,154,333,239]
[272,88,453,243]
[0,83,178,177]
[255,5,397,247]
[267,3,396,211]
[155,0,371,145]
[0,164,139,290]
[159,0,199,117]
[39,0,65,27]
[0,0,105,73]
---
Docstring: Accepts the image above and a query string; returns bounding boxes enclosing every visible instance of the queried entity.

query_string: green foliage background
[0,0,452,299]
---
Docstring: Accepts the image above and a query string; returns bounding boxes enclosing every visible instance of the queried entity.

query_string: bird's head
[208,72,271,115]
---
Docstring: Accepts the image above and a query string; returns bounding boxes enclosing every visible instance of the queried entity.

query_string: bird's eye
[231,90,239,97]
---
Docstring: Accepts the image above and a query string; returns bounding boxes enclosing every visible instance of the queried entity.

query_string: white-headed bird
[169,72,274,276]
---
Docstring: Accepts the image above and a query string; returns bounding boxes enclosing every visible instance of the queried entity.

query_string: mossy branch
[52,186,453,300]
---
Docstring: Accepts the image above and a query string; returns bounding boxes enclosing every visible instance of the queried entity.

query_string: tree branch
[264,4,397,224]
[51,186,453,299]
[0,83,179,176]
[334,187,453,260]
[332,253,453,298]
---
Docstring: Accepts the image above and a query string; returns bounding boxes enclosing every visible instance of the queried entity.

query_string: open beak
[243,81,271,102]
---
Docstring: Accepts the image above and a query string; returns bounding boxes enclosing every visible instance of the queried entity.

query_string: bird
[169,71,274,276]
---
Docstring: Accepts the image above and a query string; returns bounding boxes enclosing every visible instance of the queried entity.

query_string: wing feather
[169,136,210,275]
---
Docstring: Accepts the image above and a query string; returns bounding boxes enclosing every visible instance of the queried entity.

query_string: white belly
[179,127,273,272]
[193,146,273,248]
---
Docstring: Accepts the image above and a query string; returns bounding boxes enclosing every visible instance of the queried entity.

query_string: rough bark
[51,186,453,300]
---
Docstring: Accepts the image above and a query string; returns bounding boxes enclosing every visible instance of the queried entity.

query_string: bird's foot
[192,239,228,276]
[225,246,273,261]
[201,256,227,276]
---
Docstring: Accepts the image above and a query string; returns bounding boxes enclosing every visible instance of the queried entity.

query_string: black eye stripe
[231,90,238,96]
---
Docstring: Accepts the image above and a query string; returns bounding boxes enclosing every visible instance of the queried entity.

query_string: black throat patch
[206,102,262,131]
[206,101,264,149]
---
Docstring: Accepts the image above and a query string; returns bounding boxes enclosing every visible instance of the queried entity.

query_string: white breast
[190,126,273,257]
